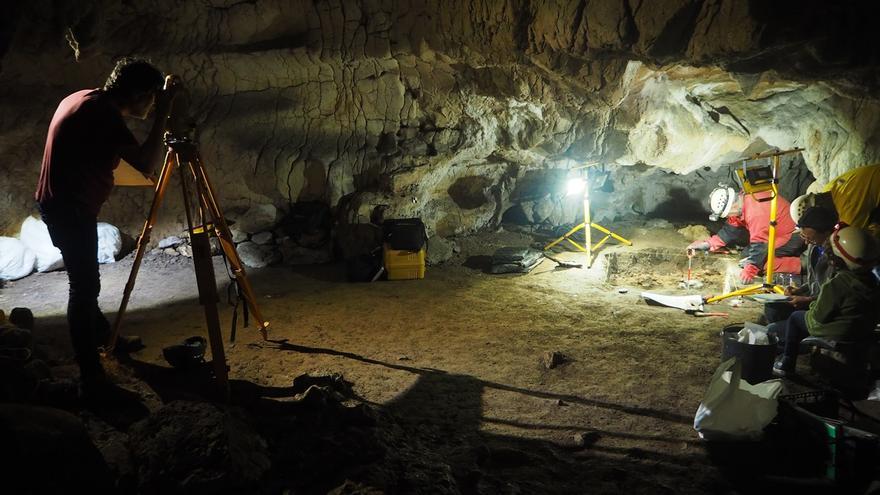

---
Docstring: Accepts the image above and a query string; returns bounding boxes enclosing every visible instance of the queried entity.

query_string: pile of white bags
[20,216,64,272]
[0,217,122,281]
[97,223,122,264]
[0,237,37,281]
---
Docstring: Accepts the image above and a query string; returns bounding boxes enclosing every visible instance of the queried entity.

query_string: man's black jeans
[39,201,109,381]
[781,310,810,359]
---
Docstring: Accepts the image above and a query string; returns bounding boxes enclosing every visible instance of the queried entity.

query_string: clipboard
[114,159,155,187]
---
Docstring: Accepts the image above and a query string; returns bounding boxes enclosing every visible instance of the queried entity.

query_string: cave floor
[2,220,854,493]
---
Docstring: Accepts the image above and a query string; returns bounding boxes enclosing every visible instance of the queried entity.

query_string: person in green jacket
[773,225,880,376]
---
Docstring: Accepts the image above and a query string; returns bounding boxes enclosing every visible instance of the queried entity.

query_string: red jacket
[709,191,801,273]
[710,192,795,246]
[35,89,137,216]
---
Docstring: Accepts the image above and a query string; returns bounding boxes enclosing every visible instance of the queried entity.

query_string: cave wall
[2,0,879,240]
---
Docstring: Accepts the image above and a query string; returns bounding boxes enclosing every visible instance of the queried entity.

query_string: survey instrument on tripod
[105,77,269,394]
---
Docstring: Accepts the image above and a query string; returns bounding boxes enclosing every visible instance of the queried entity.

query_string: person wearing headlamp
[686,184,804,284]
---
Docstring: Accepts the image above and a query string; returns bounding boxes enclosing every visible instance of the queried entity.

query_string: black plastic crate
[776,390,879,484]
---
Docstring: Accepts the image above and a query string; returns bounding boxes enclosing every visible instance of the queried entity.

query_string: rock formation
[2,0,879,242]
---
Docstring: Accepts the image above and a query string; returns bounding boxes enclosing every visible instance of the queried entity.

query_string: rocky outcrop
[1,1,879,238]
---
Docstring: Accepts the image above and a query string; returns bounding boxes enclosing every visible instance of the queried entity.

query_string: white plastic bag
[96,223,122,264]
[19,216,64,272]
[738,322,770,345]
[0,237,37,280]
[694,358,783,440]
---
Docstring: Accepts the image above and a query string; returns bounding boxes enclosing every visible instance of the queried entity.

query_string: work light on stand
[545,165,632,268]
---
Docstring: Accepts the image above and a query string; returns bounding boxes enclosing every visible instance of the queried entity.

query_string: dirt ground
[0,220,845,493]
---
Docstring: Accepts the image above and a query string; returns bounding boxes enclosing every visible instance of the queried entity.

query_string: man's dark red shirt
[35,89,138,216]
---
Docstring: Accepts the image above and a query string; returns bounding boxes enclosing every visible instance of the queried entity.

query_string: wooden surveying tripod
[105,133,269,394]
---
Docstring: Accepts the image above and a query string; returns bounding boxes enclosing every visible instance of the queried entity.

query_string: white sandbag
[0,237,37,280]
[97,223,122,264]
[19,216,64,272]
[694,358,783,441]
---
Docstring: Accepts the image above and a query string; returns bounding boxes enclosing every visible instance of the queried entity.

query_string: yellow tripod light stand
[544,167,632,267]
[705,147,804,304]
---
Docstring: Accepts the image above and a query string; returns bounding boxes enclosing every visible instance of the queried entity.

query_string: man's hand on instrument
[156,75,181,113]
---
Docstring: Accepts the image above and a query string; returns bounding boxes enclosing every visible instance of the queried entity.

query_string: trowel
[685,309,729,318]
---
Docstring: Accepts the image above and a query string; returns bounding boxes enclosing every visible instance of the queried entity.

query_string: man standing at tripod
[35,57,179,398]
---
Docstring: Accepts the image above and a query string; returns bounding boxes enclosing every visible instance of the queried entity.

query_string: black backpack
[383,218,427,251]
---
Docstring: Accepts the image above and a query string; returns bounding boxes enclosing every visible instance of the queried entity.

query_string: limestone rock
[230,228,248,244]
[426,236,457,266]
[158,236,184,249]
[176,244,193,257]
[233,205,278,235]
[8,307,34,330]
[237,241,281,268]
[251,231,274,245]
[129,401,271,493]
[541,351,567,369]
[678,225,712,241]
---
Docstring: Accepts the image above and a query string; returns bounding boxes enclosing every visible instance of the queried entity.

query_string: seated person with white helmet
[790,164,880,238]
[687,184,805,283]
[772,225,880,376]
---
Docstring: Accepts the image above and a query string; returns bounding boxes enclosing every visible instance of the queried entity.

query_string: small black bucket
[721,323,778,385]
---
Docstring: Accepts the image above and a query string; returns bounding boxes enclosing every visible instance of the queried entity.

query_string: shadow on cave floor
[255,340,855,494]
[284,261,349,283]
[462,255,494,273]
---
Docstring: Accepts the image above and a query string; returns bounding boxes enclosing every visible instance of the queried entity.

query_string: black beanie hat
[797,206,838,231]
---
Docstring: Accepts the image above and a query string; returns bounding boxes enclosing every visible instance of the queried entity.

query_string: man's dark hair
[798,206,838,232]
[103,57,163,100]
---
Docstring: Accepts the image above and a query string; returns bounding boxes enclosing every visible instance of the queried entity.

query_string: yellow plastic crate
[383,243,425,280]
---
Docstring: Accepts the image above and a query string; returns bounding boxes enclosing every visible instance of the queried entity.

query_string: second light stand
[544,169,632,267]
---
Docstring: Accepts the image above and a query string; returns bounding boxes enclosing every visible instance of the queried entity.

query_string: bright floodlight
[566,177,586,196]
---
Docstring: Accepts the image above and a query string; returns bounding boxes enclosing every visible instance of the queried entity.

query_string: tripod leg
[177,150,229,398]
[190,228,229,398]
[544,223,585,250]
[191,154,269,338]
[106,150,176,353]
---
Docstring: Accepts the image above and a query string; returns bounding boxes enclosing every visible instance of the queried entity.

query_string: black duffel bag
[383,218,427,251]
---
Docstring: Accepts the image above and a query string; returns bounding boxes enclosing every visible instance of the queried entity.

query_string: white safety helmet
[789,193,817,225]
[708,184,736,221]
[830,226,880,271]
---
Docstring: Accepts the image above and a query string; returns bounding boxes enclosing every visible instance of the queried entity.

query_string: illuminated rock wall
[1,0,878,238]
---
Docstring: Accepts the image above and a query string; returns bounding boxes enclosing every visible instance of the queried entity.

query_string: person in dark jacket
[773,226,880,376]
[764,206,838,324]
